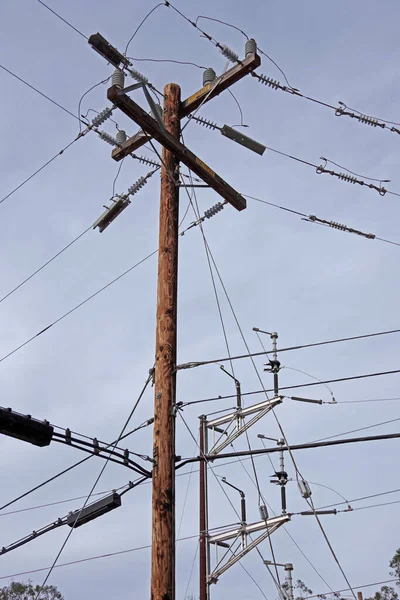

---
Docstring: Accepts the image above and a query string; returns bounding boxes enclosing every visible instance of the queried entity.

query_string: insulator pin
[203,67,217,86]
[257,74,281,90]
[91,107,113,127]
[97,130,118,146]
[204,202,224,219]
[116,130,127,145]
[245,38,257,56]
[219,44,239,63]
[112,68,125,89]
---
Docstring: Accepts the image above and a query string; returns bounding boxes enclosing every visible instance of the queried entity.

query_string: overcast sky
[0,1,400,599]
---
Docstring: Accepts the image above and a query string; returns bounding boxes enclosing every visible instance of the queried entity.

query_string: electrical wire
[36,0,88,40]
[179,194,356,595]
[0,418,152,514]
[183,368,400,407]
[0,136,82,207]
[227,89,248,128]
[112,158,126,196]
[180,178,282,587]
[77,76,112,132]
[317,487,400,511]
[0,486,128,517]
[311,417,400,443]
[183,542,199,600]
[0,63,80,122]
[0,249,158,366]
[195,15,249,39]
[33,371,153,599]
[124,3,166,55]
[283,366,335,403]
[178,411,274,595]
[244,193,400,248]
[304,580,398,600]
[177,432,199,538]
[0,533,199,581]
[0,226,92,305]
[178,327,400,370]
[347,499,400,512]
[128,56,206,69]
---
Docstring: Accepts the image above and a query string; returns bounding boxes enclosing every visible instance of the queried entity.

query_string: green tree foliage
[390,549,400,585]
[0,581,64,600]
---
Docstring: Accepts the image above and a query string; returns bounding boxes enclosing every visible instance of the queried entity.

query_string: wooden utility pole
[99,33,260,600]
[199,416,209,600]
[151,83,181,600]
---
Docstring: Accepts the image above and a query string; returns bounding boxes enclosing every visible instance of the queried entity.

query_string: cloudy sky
[0,0,400,599]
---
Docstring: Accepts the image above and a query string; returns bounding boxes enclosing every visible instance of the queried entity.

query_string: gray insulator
[195,116,217,130]
[136,154,161,168]
[245,38,257,56]
[359,114,379,127]
[330,221,347,231]
[219,44,239,63]
[259,505,269,521]
[129,67,149,84]
[112,69,125,89]
[116,130,127,145]
[258,74,281,90]
[127,176,147,196]
[204,202,224,219]
[337,172,357,184]
[203,67,217,86]
[97,130,118,146]
[91,107,113,127]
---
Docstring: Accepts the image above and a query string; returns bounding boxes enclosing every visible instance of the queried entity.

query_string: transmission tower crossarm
[107,85,246,210]
[111,50,260,158]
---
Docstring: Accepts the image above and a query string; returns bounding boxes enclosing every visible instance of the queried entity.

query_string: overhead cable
[178,327,400,370]
[182,368,400,407]
[36,0,88,40]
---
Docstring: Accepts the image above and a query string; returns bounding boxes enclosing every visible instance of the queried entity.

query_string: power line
[305,579,398,599]
[178,327,400,371]
[36,0,88,40]
[0,137,81,207]
[0,418,152,514]
[0,226,92,305]
[124,3,166,55]
[0,533,199,581]
[0,63,81,122]
[177,432,400,466]
[33,371,153,599]
[0,249,158,366]
[311,417,400,443]
[181,173,351,596]
[0,486,128,517]
[165,2,398,136]
[245,194,400,248]
[183,367,400,407]
[317,487,400,511]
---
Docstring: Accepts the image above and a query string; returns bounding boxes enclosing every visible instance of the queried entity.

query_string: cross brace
[111,51,261,159]
[107,85,247,211]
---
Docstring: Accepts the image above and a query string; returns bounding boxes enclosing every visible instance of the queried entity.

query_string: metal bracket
[118,82,165,132]
[207,396,283,455]
[208,514,290,583]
